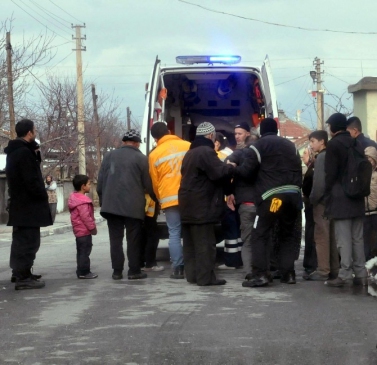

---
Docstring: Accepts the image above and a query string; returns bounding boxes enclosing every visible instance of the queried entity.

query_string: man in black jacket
[324,113,367,287]
[5,119,52,290]
[178,122,234,286]
[346,116,377,150]
[233,118,302,287]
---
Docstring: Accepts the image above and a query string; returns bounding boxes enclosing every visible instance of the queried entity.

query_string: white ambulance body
[141,55,278,155]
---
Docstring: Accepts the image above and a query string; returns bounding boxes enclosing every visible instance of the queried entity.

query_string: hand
[227,160,236,167]
[226,194,236,211]
[91,228,97,235]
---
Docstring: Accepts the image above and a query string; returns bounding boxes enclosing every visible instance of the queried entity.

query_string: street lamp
[310,71,317,82]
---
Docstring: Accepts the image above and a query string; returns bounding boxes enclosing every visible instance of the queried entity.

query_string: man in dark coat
[5,119,52,290]
[324,113,367,287]
[232,118,302,287]
[97,129,155,281]
[178,122,235,286]
[346,116,377,150]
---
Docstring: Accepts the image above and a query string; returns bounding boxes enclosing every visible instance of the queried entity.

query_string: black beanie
[326,113,347,133]
[260,118,278,135]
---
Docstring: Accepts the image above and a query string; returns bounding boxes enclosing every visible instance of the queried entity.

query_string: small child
[68,175,98,279]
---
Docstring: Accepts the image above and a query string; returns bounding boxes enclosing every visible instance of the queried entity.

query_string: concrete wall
[366,91,377,141]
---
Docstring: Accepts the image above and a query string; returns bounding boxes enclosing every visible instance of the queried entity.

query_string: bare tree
[0,17,56,129]
[33,75,124,180]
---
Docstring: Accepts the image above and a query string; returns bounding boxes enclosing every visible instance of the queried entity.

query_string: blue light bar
[176,55,241,65]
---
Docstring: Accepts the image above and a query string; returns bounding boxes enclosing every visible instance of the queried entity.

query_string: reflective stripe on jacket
[149,134,190,209]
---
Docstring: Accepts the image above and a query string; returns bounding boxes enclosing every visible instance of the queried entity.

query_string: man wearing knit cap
[324,113,367,287]
[232,118,302,287]
[178,122,235,286]
[234,122,251,149]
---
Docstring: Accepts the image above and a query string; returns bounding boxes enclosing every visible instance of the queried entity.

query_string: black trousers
[76,235,93,276]
[221,207,243,267]
[182,223,217,286]
[303,202,317,272]
[106,213,143,275]
[10,226,41,279]
[252,194,300,277]
[141,216,160,268]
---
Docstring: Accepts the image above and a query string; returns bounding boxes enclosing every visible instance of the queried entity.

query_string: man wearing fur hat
[178,122,235,286]
[97,129,155,281]
[364,146,377,261]
[324,113,368,287]
[231,118,302,287]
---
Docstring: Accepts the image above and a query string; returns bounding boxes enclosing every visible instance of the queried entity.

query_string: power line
[178,0,377,35]
[325,71,351,84]
[49,0,84,24]
[275,74,308,86]
[18,0,72,34]
[29,0,73,29]
[10,0,71,41]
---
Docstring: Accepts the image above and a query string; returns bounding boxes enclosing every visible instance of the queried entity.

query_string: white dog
[365,257,377,297]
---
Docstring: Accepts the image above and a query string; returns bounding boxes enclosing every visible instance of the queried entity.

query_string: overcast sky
[3,0,377,129]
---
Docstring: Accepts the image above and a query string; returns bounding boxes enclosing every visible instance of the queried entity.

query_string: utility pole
[314,57,324,130]
[91,84,101,173]
[72,24,86,174]
[126,107,131,130]
[6,32,16,139]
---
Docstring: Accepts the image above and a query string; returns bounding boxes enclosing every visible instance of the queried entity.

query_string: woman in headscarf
[45,175,57,223]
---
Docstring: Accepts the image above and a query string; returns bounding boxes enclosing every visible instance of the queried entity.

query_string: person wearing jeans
[165,206,184,272]
[148,123,190,279]
[324,113,367,287]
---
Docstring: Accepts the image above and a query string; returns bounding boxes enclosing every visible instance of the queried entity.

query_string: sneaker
[306,271,329,281]
[143,266,165,272]
[302,270,315,280]
[170,266,184,279]
[15,277,45,290]
[78,272,98,279]
[112,270,123,280]
[217,264,235,270]
[11,273,42,283]
[128,273,147,280]
[242,275,269,287]
[280,272,296,284]
[325,277,346,287]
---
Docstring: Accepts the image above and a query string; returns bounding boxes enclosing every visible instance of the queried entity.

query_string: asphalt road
[0,223,376,365]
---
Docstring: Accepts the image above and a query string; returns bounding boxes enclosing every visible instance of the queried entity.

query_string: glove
[270,198,282,213]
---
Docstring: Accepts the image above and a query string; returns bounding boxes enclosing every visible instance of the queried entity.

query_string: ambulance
[141,55,278,240]
[141,55,278,154]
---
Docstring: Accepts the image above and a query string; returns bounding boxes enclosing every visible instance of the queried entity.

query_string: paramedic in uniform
[148,122,190,279]
[231,118,302,287]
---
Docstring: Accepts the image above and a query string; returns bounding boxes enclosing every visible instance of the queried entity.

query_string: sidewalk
[0,209,105,237]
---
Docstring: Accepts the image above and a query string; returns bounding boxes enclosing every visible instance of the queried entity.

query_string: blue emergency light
[176,55,241,65]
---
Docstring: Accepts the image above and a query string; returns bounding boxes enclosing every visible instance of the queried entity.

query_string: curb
[40,216,105,237]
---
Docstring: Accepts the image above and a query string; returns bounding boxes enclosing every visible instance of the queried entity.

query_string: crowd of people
[4,114,377,290]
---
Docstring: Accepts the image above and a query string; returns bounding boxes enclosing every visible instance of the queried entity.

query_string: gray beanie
[196,122,215,136]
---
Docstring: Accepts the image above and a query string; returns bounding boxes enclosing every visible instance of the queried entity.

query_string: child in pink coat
[68,175,98,279]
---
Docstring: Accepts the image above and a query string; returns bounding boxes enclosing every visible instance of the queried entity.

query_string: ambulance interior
[153,70,267,148]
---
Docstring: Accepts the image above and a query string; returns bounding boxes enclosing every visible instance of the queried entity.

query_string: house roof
[279,119,312,140]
